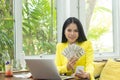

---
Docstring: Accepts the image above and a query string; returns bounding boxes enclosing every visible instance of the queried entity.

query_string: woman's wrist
[85,72,90,79]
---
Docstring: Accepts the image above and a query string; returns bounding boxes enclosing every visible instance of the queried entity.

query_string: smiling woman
[55,17,94,80]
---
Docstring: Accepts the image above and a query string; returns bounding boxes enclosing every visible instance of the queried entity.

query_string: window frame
[14,0,22,61]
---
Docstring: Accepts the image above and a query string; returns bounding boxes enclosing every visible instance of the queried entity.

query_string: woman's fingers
[75,72,90,79]
[67,56,78,71]
[69,56,78,64]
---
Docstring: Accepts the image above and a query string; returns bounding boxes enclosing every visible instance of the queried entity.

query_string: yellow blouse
[55,41,94,80]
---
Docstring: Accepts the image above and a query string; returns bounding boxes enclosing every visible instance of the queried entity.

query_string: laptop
[25,58,74,80]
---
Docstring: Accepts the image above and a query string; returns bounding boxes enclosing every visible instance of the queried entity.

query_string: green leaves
[87,26,109,40]
[22,0,56,55]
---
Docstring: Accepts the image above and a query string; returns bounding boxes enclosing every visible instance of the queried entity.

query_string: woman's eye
[74,30,78,32]
[67,29,78,32]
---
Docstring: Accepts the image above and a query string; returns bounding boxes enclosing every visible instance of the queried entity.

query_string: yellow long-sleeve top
[55,41,94,80]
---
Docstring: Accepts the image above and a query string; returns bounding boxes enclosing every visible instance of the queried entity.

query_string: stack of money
[62,44,84,60]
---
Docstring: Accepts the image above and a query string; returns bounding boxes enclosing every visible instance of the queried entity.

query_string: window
[85,0,112,58]
[79,0,120,59]
[86,0,113,53]
[0,0,14,71]
[22,0,57,56]
[0,0,57,71]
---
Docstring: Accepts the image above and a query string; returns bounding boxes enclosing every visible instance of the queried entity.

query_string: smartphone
[75,66,84,74]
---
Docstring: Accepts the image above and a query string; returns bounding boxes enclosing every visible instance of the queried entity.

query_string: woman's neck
[69,42,77,45]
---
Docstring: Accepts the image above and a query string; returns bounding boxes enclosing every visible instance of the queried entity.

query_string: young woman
[55,17,94,80]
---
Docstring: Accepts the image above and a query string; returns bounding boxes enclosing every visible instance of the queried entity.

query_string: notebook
[25,58,74,80]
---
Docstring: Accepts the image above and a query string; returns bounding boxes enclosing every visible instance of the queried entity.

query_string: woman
[55,17,94,80]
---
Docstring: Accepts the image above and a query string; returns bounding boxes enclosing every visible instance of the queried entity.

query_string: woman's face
[65,23,79,44]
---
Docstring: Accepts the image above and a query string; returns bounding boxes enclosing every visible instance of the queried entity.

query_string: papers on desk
[13,72,32,78]
[14,72,75,79]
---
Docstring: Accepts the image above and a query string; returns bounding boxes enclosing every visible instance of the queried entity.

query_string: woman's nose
[71,31,74,35]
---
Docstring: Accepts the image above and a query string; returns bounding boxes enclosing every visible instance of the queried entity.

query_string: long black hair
[61,17,87,43]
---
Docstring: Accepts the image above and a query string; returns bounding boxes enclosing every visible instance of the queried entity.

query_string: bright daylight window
[22,0,57,56]
[86,0,113,54]
[0,0,14,71]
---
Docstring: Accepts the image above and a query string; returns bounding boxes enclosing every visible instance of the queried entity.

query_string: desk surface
[0,71,33,80]
[0,71,89,80]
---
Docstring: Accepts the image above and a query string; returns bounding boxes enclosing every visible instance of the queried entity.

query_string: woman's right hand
[67,56,78,71]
